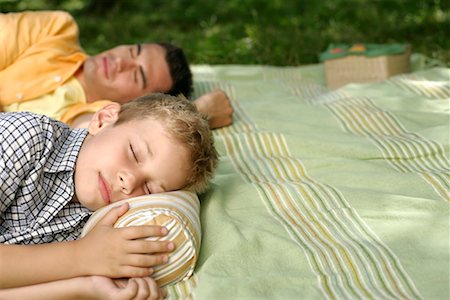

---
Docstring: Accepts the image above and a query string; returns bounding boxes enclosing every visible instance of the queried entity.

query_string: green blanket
[166,57,449,299]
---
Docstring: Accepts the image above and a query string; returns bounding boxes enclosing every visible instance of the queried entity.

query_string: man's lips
[98,174,112,205]
[102,57,109,79]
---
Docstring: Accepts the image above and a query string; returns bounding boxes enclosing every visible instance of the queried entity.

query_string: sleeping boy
[0,93,218,299]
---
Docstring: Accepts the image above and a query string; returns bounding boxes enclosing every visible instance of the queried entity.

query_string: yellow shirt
[3,77,111,125]
[0,11,112,124]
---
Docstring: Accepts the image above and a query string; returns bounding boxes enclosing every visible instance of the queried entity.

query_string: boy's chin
[76,197,103,211]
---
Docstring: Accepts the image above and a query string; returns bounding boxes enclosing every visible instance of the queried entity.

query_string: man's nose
[116,57,137,72]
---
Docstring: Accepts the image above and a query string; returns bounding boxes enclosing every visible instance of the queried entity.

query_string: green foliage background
[1,0,449,65]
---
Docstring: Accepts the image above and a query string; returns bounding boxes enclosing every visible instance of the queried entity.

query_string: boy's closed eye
[129,143,152,194]
[130,143,138,162]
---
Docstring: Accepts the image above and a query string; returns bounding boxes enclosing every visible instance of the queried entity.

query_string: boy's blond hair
[114,93,218,193]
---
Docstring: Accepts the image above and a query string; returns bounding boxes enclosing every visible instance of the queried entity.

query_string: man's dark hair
[157,42,193,98]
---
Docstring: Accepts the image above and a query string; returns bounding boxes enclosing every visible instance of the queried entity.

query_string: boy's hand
[89,276,166,300]
[0,276,167,300]
[76,203,174,278]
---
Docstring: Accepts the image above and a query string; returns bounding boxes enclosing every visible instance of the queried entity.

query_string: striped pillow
[81,190,201,287]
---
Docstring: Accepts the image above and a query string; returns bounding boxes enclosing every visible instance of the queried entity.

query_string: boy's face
[74,104,191,211]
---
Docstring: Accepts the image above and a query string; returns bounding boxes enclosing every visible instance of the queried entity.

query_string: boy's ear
[88,103,121,135]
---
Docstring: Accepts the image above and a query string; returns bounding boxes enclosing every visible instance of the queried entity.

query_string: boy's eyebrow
[136,44,147,89]
[144,140,153,157]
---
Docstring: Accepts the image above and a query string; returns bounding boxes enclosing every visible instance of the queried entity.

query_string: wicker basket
[324,46,411,89]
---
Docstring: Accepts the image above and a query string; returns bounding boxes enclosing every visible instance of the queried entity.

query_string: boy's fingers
[121,278,138,298]
[98,203,129,226]
[143,277,160,300]
[127,240,175,254]
[117,266,154,278]
[113,278,128,289]
[122,225,168,239]
[126,253,170,268]
[131,277,149,299]
[160,287,167,299]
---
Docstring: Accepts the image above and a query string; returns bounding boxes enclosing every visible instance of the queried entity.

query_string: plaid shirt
[0,112,91,244]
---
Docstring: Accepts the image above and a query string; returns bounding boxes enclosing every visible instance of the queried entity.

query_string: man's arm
[0,11,85,106]
[71,89,234,129]
[193,89,234,129]
[0,204,173,289]
[0,276,166,300]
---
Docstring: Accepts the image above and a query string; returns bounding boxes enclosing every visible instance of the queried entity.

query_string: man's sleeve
[0,11,86,106]
[0,11,78,70]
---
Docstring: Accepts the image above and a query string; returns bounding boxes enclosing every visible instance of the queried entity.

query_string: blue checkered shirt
[0,112,91,244]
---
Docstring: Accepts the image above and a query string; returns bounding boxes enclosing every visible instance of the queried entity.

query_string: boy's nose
[118,171,138,195]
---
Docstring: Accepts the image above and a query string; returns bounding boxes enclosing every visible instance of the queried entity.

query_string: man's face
[81,43,173,103]
[74,109,191,211]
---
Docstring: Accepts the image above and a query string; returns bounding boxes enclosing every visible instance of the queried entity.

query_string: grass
[2,0,449,66]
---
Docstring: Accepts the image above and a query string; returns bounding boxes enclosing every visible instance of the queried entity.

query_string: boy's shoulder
[0,112,69,132]
[0,112,86,173]
[1,111,58,122]
[0,112,73,154]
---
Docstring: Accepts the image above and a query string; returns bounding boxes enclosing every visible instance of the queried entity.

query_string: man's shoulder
[0,10,76,26]
[38,10,75,22]
[18,10,75,22]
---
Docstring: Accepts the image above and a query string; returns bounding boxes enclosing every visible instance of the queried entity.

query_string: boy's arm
[0,240,80,288]
[0,276,166,300]
[0,203,173,289]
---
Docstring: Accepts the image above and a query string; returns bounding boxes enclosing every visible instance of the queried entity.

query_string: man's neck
[74,66,95,103]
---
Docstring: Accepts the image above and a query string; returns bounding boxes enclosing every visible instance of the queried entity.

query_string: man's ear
[88,103,121,135]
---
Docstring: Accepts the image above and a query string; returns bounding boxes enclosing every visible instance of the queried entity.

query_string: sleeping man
[0,10,233,129]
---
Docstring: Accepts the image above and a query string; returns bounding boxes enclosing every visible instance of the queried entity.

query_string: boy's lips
[102,57,109,79]
[98,173,112,205]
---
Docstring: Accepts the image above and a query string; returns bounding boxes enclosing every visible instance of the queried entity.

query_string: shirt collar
[44,128,88,173]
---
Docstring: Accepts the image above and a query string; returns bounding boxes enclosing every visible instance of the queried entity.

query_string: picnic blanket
[166,55,449,299]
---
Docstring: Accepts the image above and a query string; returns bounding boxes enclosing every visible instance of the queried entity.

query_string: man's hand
[193,89,234,129]
[75,203,174,278]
